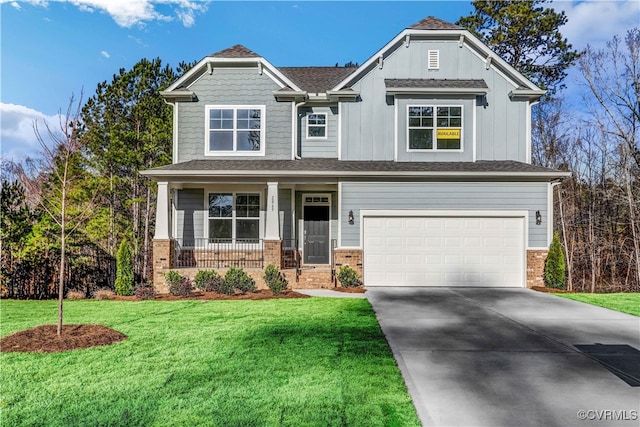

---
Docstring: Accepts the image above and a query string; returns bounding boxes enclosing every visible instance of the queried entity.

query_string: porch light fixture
[536,210,542,225]
[348,210,355,225]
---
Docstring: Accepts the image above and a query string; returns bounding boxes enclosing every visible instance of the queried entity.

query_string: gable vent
[428,50,440,70]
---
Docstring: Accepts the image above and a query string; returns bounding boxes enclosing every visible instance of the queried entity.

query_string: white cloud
[10,1,21,10]
[0,103,60,162]
[7,0,209,28]
[559,0,640,49]
[101,50,110,58]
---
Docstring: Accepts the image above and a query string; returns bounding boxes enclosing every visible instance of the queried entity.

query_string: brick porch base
[526,249,548,288]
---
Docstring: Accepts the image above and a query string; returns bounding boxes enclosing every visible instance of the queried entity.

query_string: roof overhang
[509,88,547,101]
[272,89,307,102]
[386,87,489,96]
[159,89,197,102]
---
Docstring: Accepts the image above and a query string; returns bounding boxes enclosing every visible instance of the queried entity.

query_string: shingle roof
[408,16,461,30]
[385,79,488,89]
[143,159,568,179]
[209,44,260,58]
[279,67,357,93]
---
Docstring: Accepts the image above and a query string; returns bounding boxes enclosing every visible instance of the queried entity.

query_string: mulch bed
[110,289,310,301]
[0,324,126,353]
[531,286,574,293]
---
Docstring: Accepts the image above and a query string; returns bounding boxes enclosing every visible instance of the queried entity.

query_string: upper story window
[407,105,462,151]
[206,105,265,155]
[307,113,327,139]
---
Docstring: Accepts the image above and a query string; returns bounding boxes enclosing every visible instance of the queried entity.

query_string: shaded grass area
[556,293,640,316]
[0,299,420,427]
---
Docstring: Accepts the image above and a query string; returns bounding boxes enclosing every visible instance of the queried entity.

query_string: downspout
[293,100,306,160]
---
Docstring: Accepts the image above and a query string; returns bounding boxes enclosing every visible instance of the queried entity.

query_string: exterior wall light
[348,210,355,225]
[536,210,542,225]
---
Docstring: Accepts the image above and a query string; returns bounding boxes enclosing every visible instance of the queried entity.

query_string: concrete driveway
[367,288,640,427]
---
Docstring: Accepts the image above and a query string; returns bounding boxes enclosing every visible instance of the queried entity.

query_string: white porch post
[264,182,280,240]
[154,181,170,239]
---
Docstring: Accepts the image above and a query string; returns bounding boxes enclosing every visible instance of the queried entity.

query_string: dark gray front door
[303,205,329,264]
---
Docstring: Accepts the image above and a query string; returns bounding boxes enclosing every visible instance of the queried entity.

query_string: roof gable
[209,44,260,58]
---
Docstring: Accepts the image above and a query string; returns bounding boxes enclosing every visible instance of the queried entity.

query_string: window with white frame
[307,113,327,139]
[206,106,265,154]
[407,105,462,151]
[208,193,260,242]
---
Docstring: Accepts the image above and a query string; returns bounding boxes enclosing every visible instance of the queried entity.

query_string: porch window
[208,193,260,241]
[407,105,462,151]
[206,106,265,155]
[307,113,327,139]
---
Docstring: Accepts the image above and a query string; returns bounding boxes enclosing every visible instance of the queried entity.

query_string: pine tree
[115,239,134,296]
[544,232,566,289]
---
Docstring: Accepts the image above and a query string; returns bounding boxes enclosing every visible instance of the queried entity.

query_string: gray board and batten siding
[299,105,338,158]
[340,181,548,248]
[176,67,292,162]
[340,38,529,162]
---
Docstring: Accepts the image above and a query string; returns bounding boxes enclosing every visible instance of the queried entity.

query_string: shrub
[134,283,156,300]
[337,265,362,288]
[165,271,193,297]
[193,269,223,292]
[66,290,85,300]
[263,264,288,296]
[545,232,566,289]
[94,288,115,300]
[115,239,134,296]
[224,267,256,294]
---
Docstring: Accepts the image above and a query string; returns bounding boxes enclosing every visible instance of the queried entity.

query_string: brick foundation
[152,239,174,293]
[333,249,363,278]
[527,249,548,288]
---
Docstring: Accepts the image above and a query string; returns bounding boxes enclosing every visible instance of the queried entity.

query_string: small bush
[337,265,362,288]
[134,283,156,300]
[115,239,134,296]
[165,271,193,297]
[264,264,288,296]
[545,232,566,289]
[224,267,256,294]
[194,269,223,292]
[94,288,115,300]
[66,290,85,300]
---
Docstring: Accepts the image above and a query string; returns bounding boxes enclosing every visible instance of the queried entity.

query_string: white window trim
[205,191,262,245]
[306,112,328,140]
[204,105,266,156]
[406,104,464,153]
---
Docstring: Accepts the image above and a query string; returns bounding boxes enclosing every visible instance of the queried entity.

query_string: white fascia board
[164,57,303,94]
[385,87,489,95]
[509,89,547,100]
[332,28,543,93]
[141,169,572,179]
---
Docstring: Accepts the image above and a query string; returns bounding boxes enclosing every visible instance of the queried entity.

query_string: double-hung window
[208,193,260,242]
[206,106,265,155]
[307,113,327,139]
[408,105,462,151]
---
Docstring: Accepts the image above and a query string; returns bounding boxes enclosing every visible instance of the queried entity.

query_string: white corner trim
[337,181,343,247]
[172,102,178,163]
[337,102,342,160]
[472,100,477,161]
[393,96,398,161]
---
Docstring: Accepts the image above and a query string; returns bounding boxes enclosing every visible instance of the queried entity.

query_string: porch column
[154,181,170,239]
[264,182,280,240]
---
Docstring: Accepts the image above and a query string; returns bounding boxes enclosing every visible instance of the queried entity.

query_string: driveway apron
[367,288,640,427]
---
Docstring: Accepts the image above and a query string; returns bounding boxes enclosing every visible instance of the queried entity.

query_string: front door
[303,205,330,264]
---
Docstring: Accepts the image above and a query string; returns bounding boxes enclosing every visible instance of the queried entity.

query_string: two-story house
[142,16,569,291]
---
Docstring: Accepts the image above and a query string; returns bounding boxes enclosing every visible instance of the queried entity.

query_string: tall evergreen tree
[457,0,581,94]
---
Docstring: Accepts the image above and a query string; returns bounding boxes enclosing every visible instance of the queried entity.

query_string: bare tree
[16,93,98,335]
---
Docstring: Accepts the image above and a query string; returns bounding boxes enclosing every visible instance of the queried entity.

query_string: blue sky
[1,0,639,161]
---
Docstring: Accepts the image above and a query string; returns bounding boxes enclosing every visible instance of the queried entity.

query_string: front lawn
[0,298,419,427]
[556,293,640,316]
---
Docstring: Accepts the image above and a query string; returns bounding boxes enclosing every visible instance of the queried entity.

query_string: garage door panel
[364,215,525,287]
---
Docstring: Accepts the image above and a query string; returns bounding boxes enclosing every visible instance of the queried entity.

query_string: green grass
[0,298,420,427]
[556,293,640,316]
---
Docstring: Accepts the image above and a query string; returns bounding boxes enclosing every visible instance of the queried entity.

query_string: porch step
[283,267,336,289]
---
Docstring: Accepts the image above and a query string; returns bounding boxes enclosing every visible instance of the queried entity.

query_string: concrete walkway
[294,288,367,298]
[367,287,640,427]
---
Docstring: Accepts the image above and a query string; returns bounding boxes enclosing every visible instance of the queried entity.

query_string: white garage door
[363,215,525,287]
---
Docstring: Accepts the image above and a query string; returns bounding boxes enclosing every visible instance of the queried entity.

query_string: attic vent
[428,50,440,70]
